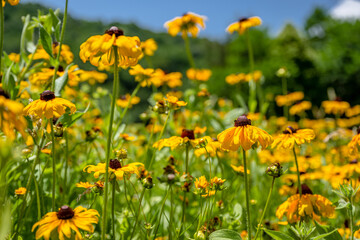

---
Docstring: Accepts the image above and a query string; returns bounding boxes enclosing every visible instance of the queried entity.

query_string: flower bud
[115,149,127,159]
[194,230,206,240]
[142,176,153,189]
[266,162,283,178]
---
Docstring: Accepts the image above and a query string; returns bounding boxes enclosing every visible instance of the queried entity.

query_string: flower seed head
[181,129,195,140]
[298,184,313,195]
[234,114,251,127]
[105,26,124,37]
[239,17,249,22]
[57,205,74,219]
[266,162,283,178]
[40,90,55,101]
[0,88,10,99]
[283,126,297,134]
[109,159,122,170]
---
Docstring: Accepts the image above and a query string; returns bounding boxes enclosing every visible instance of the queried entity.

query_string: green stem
[152,186,170,239]
[242,148,252,238]
[18,43,39,82]
[184,35,195,68]
[50,0,68,92]
[34,175,41,220]
[50,119,56,211]
[246,30,256,113]
[130,188,146,239]
[254,177,275,240]
[112,180,116,239]
[169,185,174,240]
[180,144,190,239]
[15,135,45,238]
[63,130,69,202]
[349,197,354,240]
[281,77,288,120]
[0,1,4,71]
[196,197,203,232]
[101,46,119,240]
[293,147,302,197]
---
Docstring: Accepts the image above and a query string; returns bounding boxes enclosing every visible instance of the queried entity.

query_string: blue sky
[23,0,340,40]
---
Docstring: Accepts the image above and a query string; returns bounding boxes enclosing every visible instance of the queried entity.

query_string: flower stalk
[293,147,302,197]
[242,148,252,238]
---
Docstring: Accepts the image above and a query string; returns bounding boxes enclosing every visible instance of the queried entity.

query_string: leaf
[54,64,73,96]
[263,229,295,240]
[57,103,90,128]
[335,199,350,210]
[209,229,242,240]
[314,221,343,240]
[39,26,53,58]
[233,203,243,219]
[3,62,15,98]
[311,229,340,240]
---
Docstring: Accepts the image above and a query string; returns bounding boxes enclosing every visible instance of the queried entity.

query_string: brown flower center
[349,159,358,164]
[283,126,297,134]
[297,184,313,195]
[181,129,195,139]
[105,26,124,37]
[120,95,127,100]
[234,115,251,127]
[56,205,74,220]
[357,127,360,134]
[0,88,10,99]
[109,159,122,170]
[239,17,249,22]
[40,90,55,101]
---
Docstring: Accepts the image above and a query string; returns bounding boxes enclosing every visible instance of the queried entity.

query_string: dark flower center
[181,129,195,139]
[53,41,59,47]
[57,205,74,220]
[349,159,358,164]
[234,115,251,127]
[297,184,313,195]
[283,126,297,134]
[239,17,249,22]
[0,88,10,99]
[109,159,122,170]
[120,95,127,100]
[105,26,124,37]
[40,90,55,101]
[357,127,360,134]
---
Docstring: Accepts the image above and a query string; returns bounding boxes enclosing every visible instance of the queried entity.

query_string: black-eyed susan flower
[289,101,312,116]
[164,12,206,38]
[194,137,223,157]
[245,70,262,82]
[164,94,187,110]
[30,43,74,64]
[32,205,99,240]
[186,68,212,82]
[15,187,26,196]
[322,99,350,116]
[194,176,209,192]
[8,52,20,63]
[226,17,262,35]
[84,158,144,180]
[79,70,108,85]
[217,114,273,151]
[129,64,155,87]
[348,127,360,155]
[225,73,245,85]
[116,94,140,108]
[231,165,250,175]
[163,72,183,88]
[153,129,201,150]
[346,105,360,117]
[2,0,19,6]
[140,38,158,57]
[272,126,315,150]
[276,185,335,223]
[23,90,76,119]
[275,92,304,107]
[79,26,142,68]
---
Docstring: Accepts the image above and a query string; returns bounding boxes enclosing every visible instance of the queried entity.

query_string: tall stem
[130,188,146,239]
[349,196,354,240]
[63,130,69,201]
[293,147,302,197]
[282,77,288,120]
[51,0,68,91]
[0,1,4,71]
[101,47,119,240]
[152,186,170,239]
[254,177,275,240]
[111,180,116,239]
[242,148,252,238]
[169,185,174,240]
[50,120,56,211]
[180,144,190,239]
[246,30,257,113]
[184,35,195,69]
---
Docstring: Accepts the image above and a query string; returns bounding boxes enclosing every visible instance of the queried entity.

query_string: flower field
[1,1,360,240]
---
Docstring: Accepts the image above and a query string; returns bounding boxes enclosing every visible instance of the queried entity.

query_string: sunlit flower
[348,127,360,155]
[129,64,155,87]
[2,0,20,6]
[225,73,245,85]
[80,26,142,68]
[217,114,273,151]
[275,92,304,107]
[140,38,158,56]
[164,94,187,109]
[164,12,206,38]
[29,68,56,89]
[346,105,360,118]
[163,72,183,88]
[231,165,250,174]
[245,70,262,82]
[116,94,140,108]
[194,176,209,190]
[120,133,135,141]
[79,70,107,85]
[23,90,76,119]
[8,52,20,63]
[276,186,335,223]
[197,88,210,97]
[289,101,312,116]
[186,68,212,82]
[153,129,201,150]
[32,205,99,240]
[226,17,262,34]
[76,182,95,189]
[84,159,144,180]
[272,126,315,150]
[322,100,350,115]
[30,43,74,64]
[15,187,26,196]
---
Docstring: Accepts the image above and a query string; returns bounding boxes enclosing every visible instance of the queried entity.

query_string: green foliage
[209,229,242,240]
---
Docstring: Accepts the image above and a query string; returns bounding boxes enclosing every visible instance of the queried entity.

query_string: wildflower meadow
[1,1,360,240]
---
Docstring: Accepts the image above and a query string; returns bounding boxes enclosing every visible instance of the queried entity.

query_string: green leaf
[39,26,53,58]
[57,103,90,128]
[54,64,73,96]
[233,203,243,219]
[311,229,340,240]
[3,62,15,98]
[335,199,350,210]
[314,221,343,240]
[209,229,242,240]
[263,229,295,240]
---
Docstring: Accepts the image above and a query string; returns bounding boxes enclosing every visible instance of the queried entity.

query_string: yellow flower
[231,165,250,174]
[245,70,262,82]
[276,188,335,223]
[129,64,155,87]
[8,52,20,63]
[140,38,158,56]
[217,114,273,151]
[23,90,76,119]
[2,0,19,6]
[210,177,226,189]
[201,189,216,198]
[346,105,360,117]
[15,187,26,196]
[76,182,95,189]
[30,44,74,64]
[322,100,350,115]
[194,176,209,189]
[80,26,142,68]
[84,159,144,180]
[79,70,108,85]
[197,88,210,97]
[29,68,56,90]
[186,68,212,82]
[225,73,245,85]
[164,12,206,38]
[116,94,140,108]
[194,126,207,135]
[348,127,360,155]
[272,126,315,150]
[275,92,304,107]
[164,94,187,109]
[32,205,99,240]
[120,133,135,141]
[0,95,27,140]
[289,101,312,115]
[153,129,201,150]
[226,17,262,34]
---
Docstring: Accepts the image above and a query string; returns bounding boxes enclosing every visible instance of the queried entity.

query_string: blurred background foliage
[3,3,360,112]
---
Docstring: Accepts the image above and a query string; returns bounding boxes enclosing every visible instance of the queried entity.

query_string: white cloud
[330,0,360,19]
